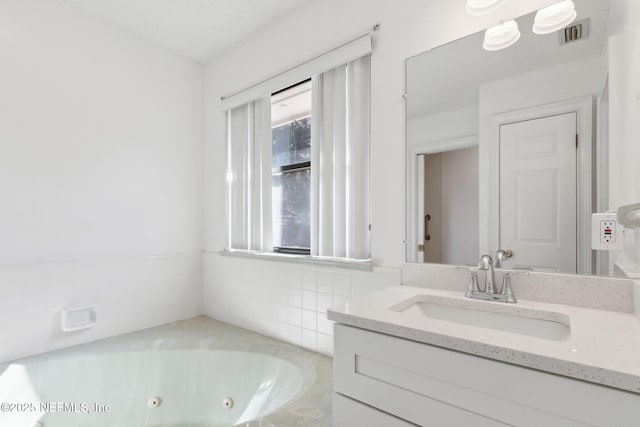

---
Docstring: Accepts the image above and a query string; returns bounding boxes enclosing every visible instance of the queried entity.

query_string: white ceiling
[407,0,611,118]
[62,0,311,63]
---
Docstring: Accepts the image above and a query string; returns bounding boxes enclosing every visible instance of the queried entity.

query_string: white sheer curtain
[311,55,371,260]
[226,96,272,251]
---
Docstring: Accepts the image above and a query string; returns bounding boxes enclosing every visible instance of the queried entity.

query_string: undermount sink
[389,296,571,341]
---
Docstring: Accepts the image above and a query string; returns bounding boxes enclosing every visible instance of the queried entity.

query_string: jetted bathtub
[0,317,332,427]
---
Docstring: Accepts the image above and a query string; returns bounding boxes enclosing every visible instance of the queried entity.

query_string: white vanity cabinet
[333,324,640,427]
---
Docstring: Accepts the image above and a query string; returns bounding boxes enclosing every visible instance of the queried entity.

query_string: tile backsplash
[5,251,638,363]
[203,252,401,356]
[1,250,400,362]
[0,253,203,363]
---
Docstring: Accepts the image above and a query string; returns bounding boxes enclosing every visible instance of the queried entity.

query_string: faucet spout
[464,257,519,304]
[477,254,498,294]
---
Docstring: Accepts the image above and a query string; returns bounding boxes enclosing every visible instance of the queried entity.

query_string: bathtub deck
[1,316,333,427]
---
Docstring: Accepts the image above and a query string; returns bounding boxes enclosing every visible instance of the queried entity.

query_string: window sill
[216,249,373,272]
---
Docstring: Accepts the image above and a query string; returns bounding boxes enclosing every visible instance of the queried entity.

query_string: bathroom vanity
[328,282,640,427]
[378,0,640,422]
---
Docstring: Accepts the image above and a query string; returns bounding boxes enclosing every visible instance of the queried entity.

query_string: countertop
[327,285,640,394]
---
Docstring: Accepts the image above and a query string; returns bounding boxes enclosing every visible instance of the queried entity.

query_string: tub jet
[147,396,161,408]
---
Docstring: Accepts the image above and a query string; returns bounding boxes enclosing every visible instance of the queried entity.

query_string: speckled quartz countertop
[327,285,640,394]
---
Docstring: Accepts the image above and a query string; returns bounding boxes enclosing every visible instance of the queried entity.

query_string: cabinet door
[334,327,509,427]
[334,324,640,427]
[334,393,417,427]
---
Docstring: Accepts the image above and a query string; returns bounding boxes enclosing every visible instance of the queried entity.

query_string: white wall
[423,147,479,266]
[608,0,640,275]
[408,105,479,148]
[424,154,444,263]
[442,146,479,266]
[0,0,204,362]
[203,0,559,352]
[478,54,605,118]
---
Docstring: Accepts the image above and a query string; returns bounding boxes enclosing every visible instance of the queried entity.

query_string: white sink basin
[390,296,571,341]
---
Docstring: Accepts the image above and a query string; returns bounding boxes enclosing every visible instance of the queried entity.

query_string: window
[271,80,312,254]
[224,40,372,264]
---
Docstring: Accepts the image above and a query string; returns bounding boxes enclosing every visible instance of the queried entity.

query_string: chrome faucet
[477,254,498,294]
[456,255,528,303]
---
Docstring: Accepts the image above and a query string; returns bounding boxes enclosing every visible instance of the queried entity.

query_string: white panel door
[499,113,577,273]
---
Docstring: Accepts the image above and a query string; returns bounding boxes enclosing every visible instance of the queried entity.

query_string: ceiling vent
[559,18,590,45]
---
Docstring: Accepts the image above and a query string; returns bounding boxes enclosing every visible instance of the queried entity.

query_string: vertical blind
[225,38,371,261]
[311,55,371,259]
[226,96,272,252]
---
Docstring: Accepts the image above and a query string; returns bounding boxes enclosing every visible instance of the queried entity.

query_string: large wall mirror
[406,0,634,277]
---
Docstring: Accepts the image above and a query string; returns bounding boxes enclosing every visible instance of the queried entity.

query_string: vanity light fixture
[533,0,578,35]
[483,20,521,51]
[466,0,507,16]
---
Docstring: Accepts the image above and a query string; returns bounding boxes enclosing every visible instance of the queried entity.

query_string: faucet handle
[456,266,478,276]
[504,271,529,278]
[495,249,514,268]
[456,266,481,297]
[500,271,528,303]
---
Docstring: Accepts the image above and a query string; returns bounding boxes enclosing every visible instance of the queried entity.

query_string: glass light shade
[466,0,507,16]
[533,0,577,35]
[483,20,521,51]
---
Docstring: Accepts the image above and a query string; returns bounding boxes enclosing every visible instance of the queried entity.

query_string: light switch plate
[591,213,624,250]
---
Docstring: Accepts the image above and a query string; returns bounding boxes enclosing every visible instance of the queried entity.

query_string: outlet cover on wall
[591,213,624,251]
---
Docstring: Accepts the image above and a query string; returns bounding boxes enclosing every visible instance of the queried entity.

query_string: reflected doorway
[417,145,479,265]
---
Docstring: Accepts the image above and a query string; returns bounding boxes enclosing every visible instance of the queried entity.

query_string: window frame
[270,80,313,255]
[271,158,312,255]
[223,41,372,266]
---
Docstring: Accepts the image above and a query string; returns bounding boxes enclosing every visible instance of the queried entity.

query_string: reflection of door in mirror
[418,146,479,265]
[499,113,577,273]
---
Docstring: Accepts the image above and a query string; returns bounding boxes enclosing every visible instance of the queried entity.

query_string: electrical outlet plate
[591,213,624,251]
